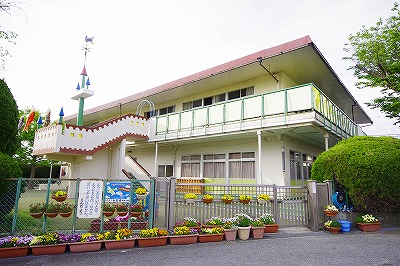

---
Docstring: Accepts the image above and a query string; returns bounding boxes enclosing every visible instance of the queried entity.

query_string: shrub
[311,136,400,213]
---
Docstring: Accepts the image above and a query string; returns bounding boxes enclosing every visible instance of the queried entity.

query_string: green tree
[343,3,400,124]
[0,79,19,156]
[311,136,400,213]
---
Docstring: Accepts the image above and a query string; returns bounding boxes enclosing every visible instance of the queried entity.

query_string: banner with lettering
[77,180,103,218]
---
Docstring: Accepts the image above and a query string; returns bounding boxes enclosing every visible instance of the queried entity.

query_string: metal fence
[0,178,156,236]
[165,179,308,229]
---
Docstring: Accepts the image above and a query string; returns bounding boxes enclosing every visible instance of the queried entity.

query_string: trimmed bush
[311,136,400,213]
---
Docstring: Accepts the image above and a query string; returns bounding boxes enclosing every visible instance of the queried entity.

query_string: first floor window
[203,154,225,178]
[181,155,200,177]
[228,152,255,179]
[158,164,173,178]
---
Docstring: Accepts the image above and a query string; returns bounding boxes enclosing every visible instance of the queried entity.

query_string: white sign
[77,180,103,218]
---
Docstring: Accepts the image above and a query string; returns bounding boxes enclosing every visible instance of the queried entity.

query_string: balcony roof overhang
[65,35,372,126]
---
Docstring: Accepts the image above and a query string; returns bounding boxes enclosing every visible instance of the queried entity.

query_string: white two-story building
[33,36,371,187]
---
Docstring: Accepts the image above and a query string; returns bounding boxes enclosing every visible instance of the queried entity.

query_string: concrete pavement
[2,227,400,266]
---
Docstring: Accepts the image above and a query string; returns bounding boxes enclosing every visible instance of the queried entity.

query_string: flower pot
[240,199,250,204]
[339,220,352,232]
[323,210,339,217]
[104,239,136,250]
[169,234,198,245]
[59,211,73,218]
[251,227,265,239]
[198,234,223,243]
[202,224,222,229]
[202,198,213,204]
[257,199,267,205]
[44,212,58,218]
[31,244,67,256]
[130,211,142,218]
[30,212,43,219]
[117,211,128,216]
[69,241,102,253]
[51,195,67,202]
[264,224,279,233]
[329,227,341,234]
[0,246,30,258]
[357,222,381,232]
[103,211,114,217]
[223,199,233,204]
[185,198,195,204]
[137,236,168,247]
[237,226,251,240]
[224,229,237,241]
[136,194,147,200]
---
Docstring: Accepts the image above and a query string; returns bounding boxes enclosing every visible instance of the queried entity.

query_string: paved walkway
[2,227,400,266]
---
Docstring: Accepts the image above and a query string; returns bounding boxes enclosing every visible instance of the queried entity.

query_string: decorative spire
[37,116,43,129]
[59,107,64,124]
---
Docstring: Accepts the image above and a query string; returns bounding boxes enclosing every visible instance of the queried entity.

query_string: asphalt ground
[2,227,400,266]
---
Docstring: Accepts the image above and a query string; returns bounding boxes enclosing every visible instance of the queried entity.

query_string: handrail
[128,155,152,178]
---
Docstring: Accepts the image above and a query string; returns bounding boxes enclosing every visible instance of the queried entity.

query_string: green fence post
[100,179,108,233]
[149,177,156,228]
[72,179,80,233]
[11,178,23,235]
[42,177,53,233]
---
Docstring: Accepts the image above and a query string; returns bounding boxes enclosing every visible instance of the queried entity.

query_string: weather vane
[82,36,94,65]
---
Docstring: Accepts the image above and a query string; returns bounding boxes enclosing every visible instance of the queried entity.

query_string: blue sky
[1,0,398,135]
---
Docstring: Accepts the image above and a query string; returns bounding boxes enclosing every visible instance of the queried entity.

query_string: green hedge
[311,136,400,213]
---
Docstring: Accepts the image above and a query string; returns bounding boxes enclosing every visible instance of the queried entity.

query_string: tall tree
[0,79,19,155]
[343,3,400,124]
[0,1,18,71]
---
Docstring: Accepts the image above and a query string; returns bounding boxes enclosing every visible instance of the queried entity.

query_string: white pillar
[324,133,329,151]
[154,142,158,178]
[257,130,262,184]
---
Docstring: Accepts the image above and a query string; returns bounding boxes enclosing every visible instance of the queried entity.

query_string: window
[228,87,254,100]
[158,165,173,178]
[214,93,225,103]
[203,154,225,178]
[290,151,315,186]
[181,155,200,177]
[228,152,255,179]
[145,105,175,118]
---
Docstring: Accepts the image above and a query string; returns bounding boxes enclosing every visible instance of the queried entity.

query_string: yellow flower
[239,195,251,201]
[136,187,147,195]
[203,194,213,200]
[221,194,233,201]
[257,194,270,201]
[184,193,197,200]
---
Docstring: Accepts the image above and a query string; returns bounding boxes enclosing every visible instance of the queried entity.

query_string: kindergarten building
[33,36,372,188]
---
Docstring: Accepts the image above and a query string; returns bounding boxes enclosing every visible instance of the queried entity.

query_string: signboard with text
[77,180,103,218]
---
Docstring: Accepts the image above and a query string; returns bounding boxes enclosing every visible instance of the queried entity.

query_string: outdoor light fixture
[256,57,279,83]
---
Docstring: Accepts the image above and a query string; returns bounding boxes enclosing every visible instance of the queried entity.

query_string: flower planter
[222,199,233,204]
[198,234,223,243]
[30,212,43,219]
[44,212,58,218]
[59,211,73,218]
[323,210,339,217]
[185,198,195,204]
[120,221,148,230]
[104,238,136,250]
[69,241,102,253]
[224,229,237,241]
[31,243,67,256]
[51,195,67,202]
[239,199,250,204]
[136,194,147,200]
[357,222,381,232]
[264,224,279,233]
[130,211,142,218]
[0,246,30,258]
[117,211,128,216]
[237,226,251,240]
[202,198,213,204]
[257,199,267,205]
[137,236,168,247]
[103,211,114,217]
[251,227,265,239]
[329,227,341,234]
[169,234,198,245]
[90,220,119,231]
[202,224,222,229]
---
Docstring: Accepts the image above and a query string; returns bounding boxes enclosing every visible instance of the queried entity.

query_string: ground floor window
[203,154,225,179]
[158,164,173,178]
[289,151,315,186]
[181,155,201,177]
[228,152,255,179]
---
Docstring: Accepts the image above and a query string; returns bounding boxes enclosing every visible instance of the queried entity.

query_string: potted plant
[130,202,143,217]
[102,228,136,250]
[115,203,129,216]
[58,202,74,217]
[259,213,279,233]
[138,228,169,247]
[221,194,233,204]
[250,219,265,239]
[175,217,201,232]
[169,226,199,245]
[0,235,34,258]
[198,227,224,242]
[51,190,67,202]
[323,204,339,217]
[184,193,197,204]
[102,203,115,217]
[29,203,46,218]
[203,216,224,228]
[44,202,60,218]
[355,214,381,232]
[324,220,342,234]
[234,213,253,240]
[135,187,147,200]
[30,232,69,256]
[257,194,271,204]
[239,195,252,204]
[68,232,103,253]
[202,194,213,204]
[222,217,238,241]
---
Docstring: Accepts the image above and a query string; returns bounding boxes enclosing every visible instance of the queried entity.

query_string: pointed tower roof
[81,66,87,76]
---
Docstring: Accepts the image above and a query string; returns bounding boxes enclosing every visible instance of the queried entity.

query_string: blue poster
[105,181,131,202]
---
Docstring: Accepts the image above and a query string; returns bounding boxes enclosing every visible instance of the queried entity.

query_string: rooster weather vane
[82,36,94,65]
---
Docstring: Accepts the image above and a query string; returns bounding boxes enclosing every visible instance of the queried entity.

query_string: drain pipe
[257,130,262,184]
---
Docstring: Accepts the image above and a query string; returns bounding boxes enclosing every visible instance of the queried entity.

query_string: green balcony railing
[155,83,358,137]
